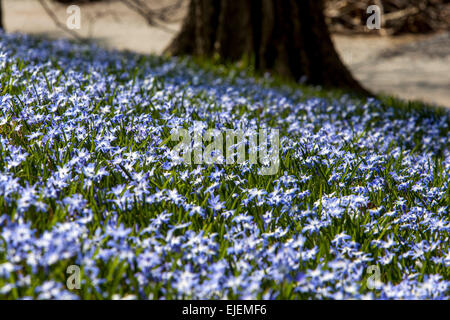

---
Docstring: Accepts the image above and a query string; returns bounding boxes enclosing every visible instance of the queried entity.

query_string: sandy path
[3,0,183,53]
[334,34,450,108]
[3,0,449,108]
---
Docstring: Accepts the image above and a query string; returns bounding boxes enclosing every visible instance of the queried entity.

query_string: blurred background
[1,0,449,107]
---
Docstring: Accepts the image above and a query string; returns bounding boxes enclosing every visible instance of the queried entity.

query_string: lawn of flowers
[0,32,449,300]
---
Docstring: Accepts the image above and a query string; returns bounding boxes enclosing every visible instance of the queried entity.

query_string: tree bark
[165,0,369,95]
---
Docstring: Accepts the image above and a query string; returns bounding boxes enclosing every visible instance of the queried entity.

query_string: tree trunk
[0,0,3,31]
[165,0,369,95]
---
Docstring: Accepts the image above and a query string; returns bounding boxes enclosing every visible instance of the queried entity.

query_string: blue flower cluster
[0,32,448,299]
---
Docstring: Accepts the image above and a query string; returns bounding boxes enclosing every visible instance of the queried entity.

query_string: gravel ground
[3,0,450,107]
